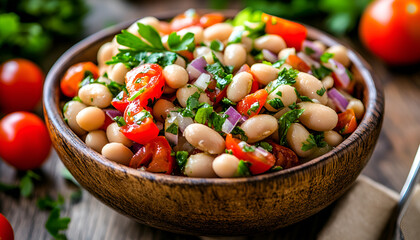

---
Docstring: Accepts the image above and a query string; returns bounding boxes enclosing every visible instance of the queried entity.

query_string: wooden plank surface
[1,0,420,239]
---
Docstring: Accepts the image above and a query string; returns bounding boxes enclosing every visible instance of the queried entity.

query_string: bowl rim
[43,10,384,186]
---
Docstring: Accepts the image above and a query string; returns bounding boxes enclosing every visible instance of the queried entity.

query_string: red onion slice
[329,59,350,88]
[302,40,323,59]
[328,87,349,112]
[104,109,123,119]
[262,49,278,63]
[187,56,207,80]
[221,106,242,133]
[164,118,178,146]
[297,52,320,68]
[194,73,211,91]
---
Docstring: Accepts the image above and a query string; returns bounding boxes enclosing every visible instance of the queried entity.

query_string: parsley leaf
[272,58,286,68]
[209,40,224,52]
[45,208,71,240]
[316,87,326,96]
[165,123,178,134]
[221,97,236,111]
[278,109,305,146]
[20,171,41,197]
[231,126,248,141]
[133,109,152,124]
[294,89,313,102]
[168,32,195,51]
[243,145,256,152]
[301,132,327,151]
[136,22,165,50]
[115,30,154,51]
[205,52,233,90]
[304,46,315,55]
[256,142,273,152]
[266,68,299,94]
[175,151,189,172]
[113,116,126,127]
[227,29,244,45]
[194,104,213,124]
[311,65,333,79]
[247,102,260,115]
[234,160,251,177]
[180,91,201,117]
[320,52,334,63]
[107,81,125,97]
[208,112,227,132]
[267,98,284,110]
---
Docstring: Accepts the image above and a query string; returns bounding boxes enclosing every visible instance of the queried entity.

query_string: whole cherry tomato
[0,59,44,113]
[0,112,51,170]
[359,0,420,65]
[335,109,358,135]
[0,213,14,240]
[129,136,174,174]
[60,62,99,97]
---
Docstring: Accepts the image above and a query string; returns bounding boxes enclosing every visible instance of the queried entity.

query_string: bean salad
[61,9,364,178]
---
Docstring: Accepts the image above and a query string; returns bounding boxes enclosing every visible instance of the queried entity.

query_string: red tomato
[286,54,311,73]
[111,91,130,113]
[121,100,159,144]
[359,0,420,65]
[60,62,99,97]
[267,141,299,169]
[236,89,268,117]
[170,10,200,31]
[0,59,44,113]
[0,213,14,240]
[237,64,259,93]
[225,134,275,175]
[0,112,51,170]
[261,13,307,51]
[159,22,172,35]
[125,64,165,107]
[335,109,358,134]
[129,136,174,174]
[200,13,224,28]
[205,79,227,104]
[177,50,194,62]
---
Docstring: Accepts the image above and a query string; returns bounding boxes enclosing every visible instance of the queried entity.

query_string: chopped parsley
[167,32,195,52]
[175,151,189,172]
[288,102,298,110]
[227,29,244,45]
[311,65,333,80]
[301,132,327,151]
[194,104,213,124]
[316,87,326,96]
[209,40,224,52]
[107,81,125,97]
[266,68,299,94]
[221,97,236,110]
[37,195,70,240]
[128,88,145,101]
[72,96,82,103]
[294,89,313,102]
[256,142,273,152]
[133,109,152,124]
[234,160,251,177]
[304,46,315,55]
[242,144,256,152]
[113,116,126,127]
[208,112,228,132]
[278,109,305,146]
[231,126,248,141]
[205,52,233,90]
[247,101,260,115]
[267,98,284,110]
[320,52,334,63]
[165,123,178,135]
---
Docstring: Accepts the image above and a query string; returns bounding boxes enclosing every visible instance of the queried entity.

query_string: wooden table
[1,0,420,239]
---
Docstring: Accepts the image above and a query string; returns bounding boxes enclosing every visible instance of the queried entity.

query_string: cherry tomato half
[60,62,99,97]
[129,136,174,174]
[262,13,307,51]
[359,0,420,65]
[0,59,44,113]
[286,54,311,73]
[335,109,358,134]
[236,89,268,117]
[199,13,224,28]
[170,9,200,31]
[225,134,275,175]
[121,100,159,144]
[0,213,14,240]
[125,63,165,107]
[0,112,51,170]
[111,90,130,113]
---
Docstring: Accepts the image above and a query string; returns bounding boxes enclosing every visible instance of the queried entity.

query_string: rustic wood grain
[1,0,420,239]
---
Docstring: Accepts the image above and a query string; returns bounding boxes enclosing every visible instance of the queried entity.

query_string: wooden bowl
[43,11,384,236]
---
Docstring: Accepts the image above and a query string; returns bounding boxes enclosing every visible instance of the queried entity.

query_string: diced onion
[187,56,207,80]
[165,118,178,146]
[328,87,349,112]
[221,106,242,133]
[297,52,320,68]
[329,59,350,88]
[302,40,323,59]
[194,73,211,91]
[167,112,193,133]
[262,49,278,63]
[104,109,123,119]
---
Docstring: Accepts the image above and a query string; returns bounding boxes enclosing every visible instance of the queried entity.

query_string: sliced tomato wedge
[236,89,268,117]
[225,134,275,175]
[335,109,357,135]
[170,9,200,31]
[205,79,227,104]
[60,62,99,97]
[267,141,299,169]
[125,63,165,107]
[111,90,130,113]
[199,13,224,28]
[237,64,259,93]
[261,13,307,51]
[121,100,159,144]
[286,54,311,73]
[129,136,174,174]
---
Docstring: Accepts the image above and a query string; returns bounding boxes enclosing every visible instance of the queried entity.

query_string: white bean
[347,99,365,120]
[250,63,280,85]
[184,153,217,178]
[286,123,314,158]
[326,45,350,67]
[273,107,292,119]
[226,72,253,102]
[176,85,211,107]
[64,101,87,136]
[102,142,133,166]
[108,63,129,85]
[178,26,204,44]
[152,99,175,122]
[324,130,343,147]
[294,72,328,105]
[78,83,113,108]
[97,42,114,68]
[184,123,225,154]
[298,102,338,131]
[212,154,240,178]
[224,44,247,70]
[240,115,278,143]
[254,34,286,54]
[76,106,105,131]
[174,56,186,68]
[85,130,108,152]
[163,64,189,89]
[278,48,296,60]
[106,122,133,147]
[313,41,326,52]
[264,85,297,112]
[128,17,161,37]
[322,76,334,89]
[203,23,234,42]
